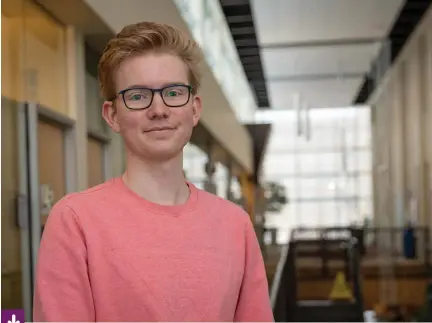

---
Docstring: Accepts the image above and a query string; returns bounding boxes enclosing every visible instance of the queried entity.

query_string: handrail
[344,236,364,314]
[270,242,290,308]
[270,229,295,308]
[270,230,298,321]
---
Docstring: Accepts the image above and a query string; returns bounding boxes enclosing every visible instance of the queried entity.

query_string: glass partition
[174,0,257,122]
[23,0,68,114]
[2,0,68,114]
[2,0,69,316]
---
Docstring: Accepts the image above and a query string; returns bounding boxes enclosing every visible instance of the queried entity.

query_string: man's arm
[33,199,95,322]
[234,217,274,322]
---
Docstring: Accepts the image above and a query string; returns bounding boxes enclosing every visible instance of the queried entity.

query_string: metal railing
[291,226,430,278]
[269,225,431,321]
[271,227,364,321]
[271,234,297,321]
[364,227,430,263]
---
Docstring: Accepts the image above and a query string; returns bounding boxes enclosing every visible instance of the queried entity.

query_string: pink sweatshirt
[33,178,273,322]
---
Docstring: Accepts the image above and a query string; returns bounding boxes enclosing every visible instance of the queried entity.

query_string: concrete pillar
[270,228,278,245]
[225,161,233,201]
[391,67,407,227]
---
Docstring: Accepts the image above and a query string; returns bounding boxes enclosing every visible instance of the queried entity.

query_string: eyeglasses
[114,84,193,110]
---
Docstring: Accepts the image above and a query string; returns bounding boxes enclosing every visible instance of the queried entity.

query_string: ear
[102,101,121,133]
[191,95,202,127]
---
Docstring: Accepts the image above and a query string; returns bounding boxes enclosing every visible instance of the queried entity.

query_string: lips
[145,126,175,132]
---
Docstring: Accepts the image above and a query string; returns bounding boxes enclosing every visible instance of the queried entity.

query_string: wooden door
[87,137,105,188]
[37,119,66,225]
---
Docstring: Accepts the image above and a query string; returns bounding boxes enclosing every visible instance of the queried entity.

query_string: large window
[183,143,236,199]
[256,107,373,243]
[183,143,207,189]
[214,162,228,198]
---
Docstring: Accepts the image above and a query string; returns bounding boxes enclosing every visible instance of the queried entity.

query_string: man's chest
[86,220,245,320]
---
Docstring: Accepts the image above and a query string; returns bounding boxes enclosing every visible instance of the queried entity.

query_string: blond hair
[98,21,203,100]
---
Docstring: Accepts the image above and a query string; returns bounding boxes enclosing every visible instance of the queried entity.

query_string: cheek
[176,108,195,127]
[179,113,195,141]
[118,112,142,133]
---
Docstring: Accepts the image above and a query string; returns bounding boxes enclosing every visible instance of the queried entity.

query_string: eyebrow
[125,82,187,89]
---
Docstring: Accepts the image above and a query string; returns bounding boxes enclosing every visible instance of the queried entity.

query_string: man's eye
[129,93,147,100]
[166,91,179,97]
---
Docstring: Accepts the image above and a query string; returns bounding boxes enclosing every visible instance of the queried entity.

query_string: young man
[33,22,273,322]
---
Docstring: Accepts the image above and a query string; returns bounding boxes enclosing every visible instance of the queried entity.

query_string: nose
[146,93,171,119]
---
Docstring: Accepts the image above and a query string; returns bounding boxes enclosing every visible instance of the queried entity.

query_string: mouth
[145,127,176,133]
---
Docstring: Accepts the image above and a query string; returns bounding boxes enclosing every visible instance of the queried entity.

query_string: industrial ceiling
[220,0,431,110]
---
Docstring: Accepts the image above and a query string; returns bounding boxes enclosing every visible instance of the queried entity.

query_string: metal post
[295,93,302,137]
[225,160,233,200]
[304,101,311,141]
[375,38,397,307]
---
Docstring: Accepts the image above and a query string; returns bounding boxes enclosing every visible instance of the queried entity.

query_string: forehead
[115,53,189,89]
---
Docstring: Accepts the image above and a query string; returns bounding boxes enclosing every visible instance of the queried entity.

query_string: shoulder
[49,179,118,220]
[196,187,251,226]
[195,188,259,251]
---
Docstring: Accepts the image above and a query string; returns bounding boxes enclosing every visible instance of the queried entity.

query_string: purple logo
[1,309,25,323]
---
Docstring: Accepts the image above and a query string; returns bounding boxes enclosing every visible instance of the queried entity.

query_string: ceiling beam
[260,37,383,50]
[250,72,365,83]
[219,0,270,108]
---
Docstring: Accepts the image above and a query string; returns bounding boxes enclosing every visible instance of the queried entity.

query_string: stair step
[294,300,363,322]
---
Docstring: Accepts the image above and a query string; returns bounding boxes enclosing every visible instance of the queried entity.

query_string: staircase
[271,227,365,322]
[294,300,363,322]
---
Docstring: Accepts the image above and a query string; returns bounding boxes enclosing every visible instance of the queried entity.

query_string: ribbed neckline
[112,177,198,216]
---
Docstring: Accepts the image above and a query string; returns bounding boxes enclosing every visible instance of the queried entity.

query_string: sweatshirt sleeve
[234,217,274,322]
[33,199,95,322]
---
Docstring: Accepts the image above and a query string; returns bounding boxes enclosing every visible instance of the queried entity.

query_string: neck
[123,151,189,206]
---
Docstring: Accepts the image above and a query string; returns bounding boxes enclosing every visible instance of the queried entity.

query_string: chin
[143,145,183,161]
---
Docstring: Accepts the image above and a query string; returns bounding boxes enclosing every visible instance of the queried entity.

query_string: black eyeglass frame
[110,84,193,110]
